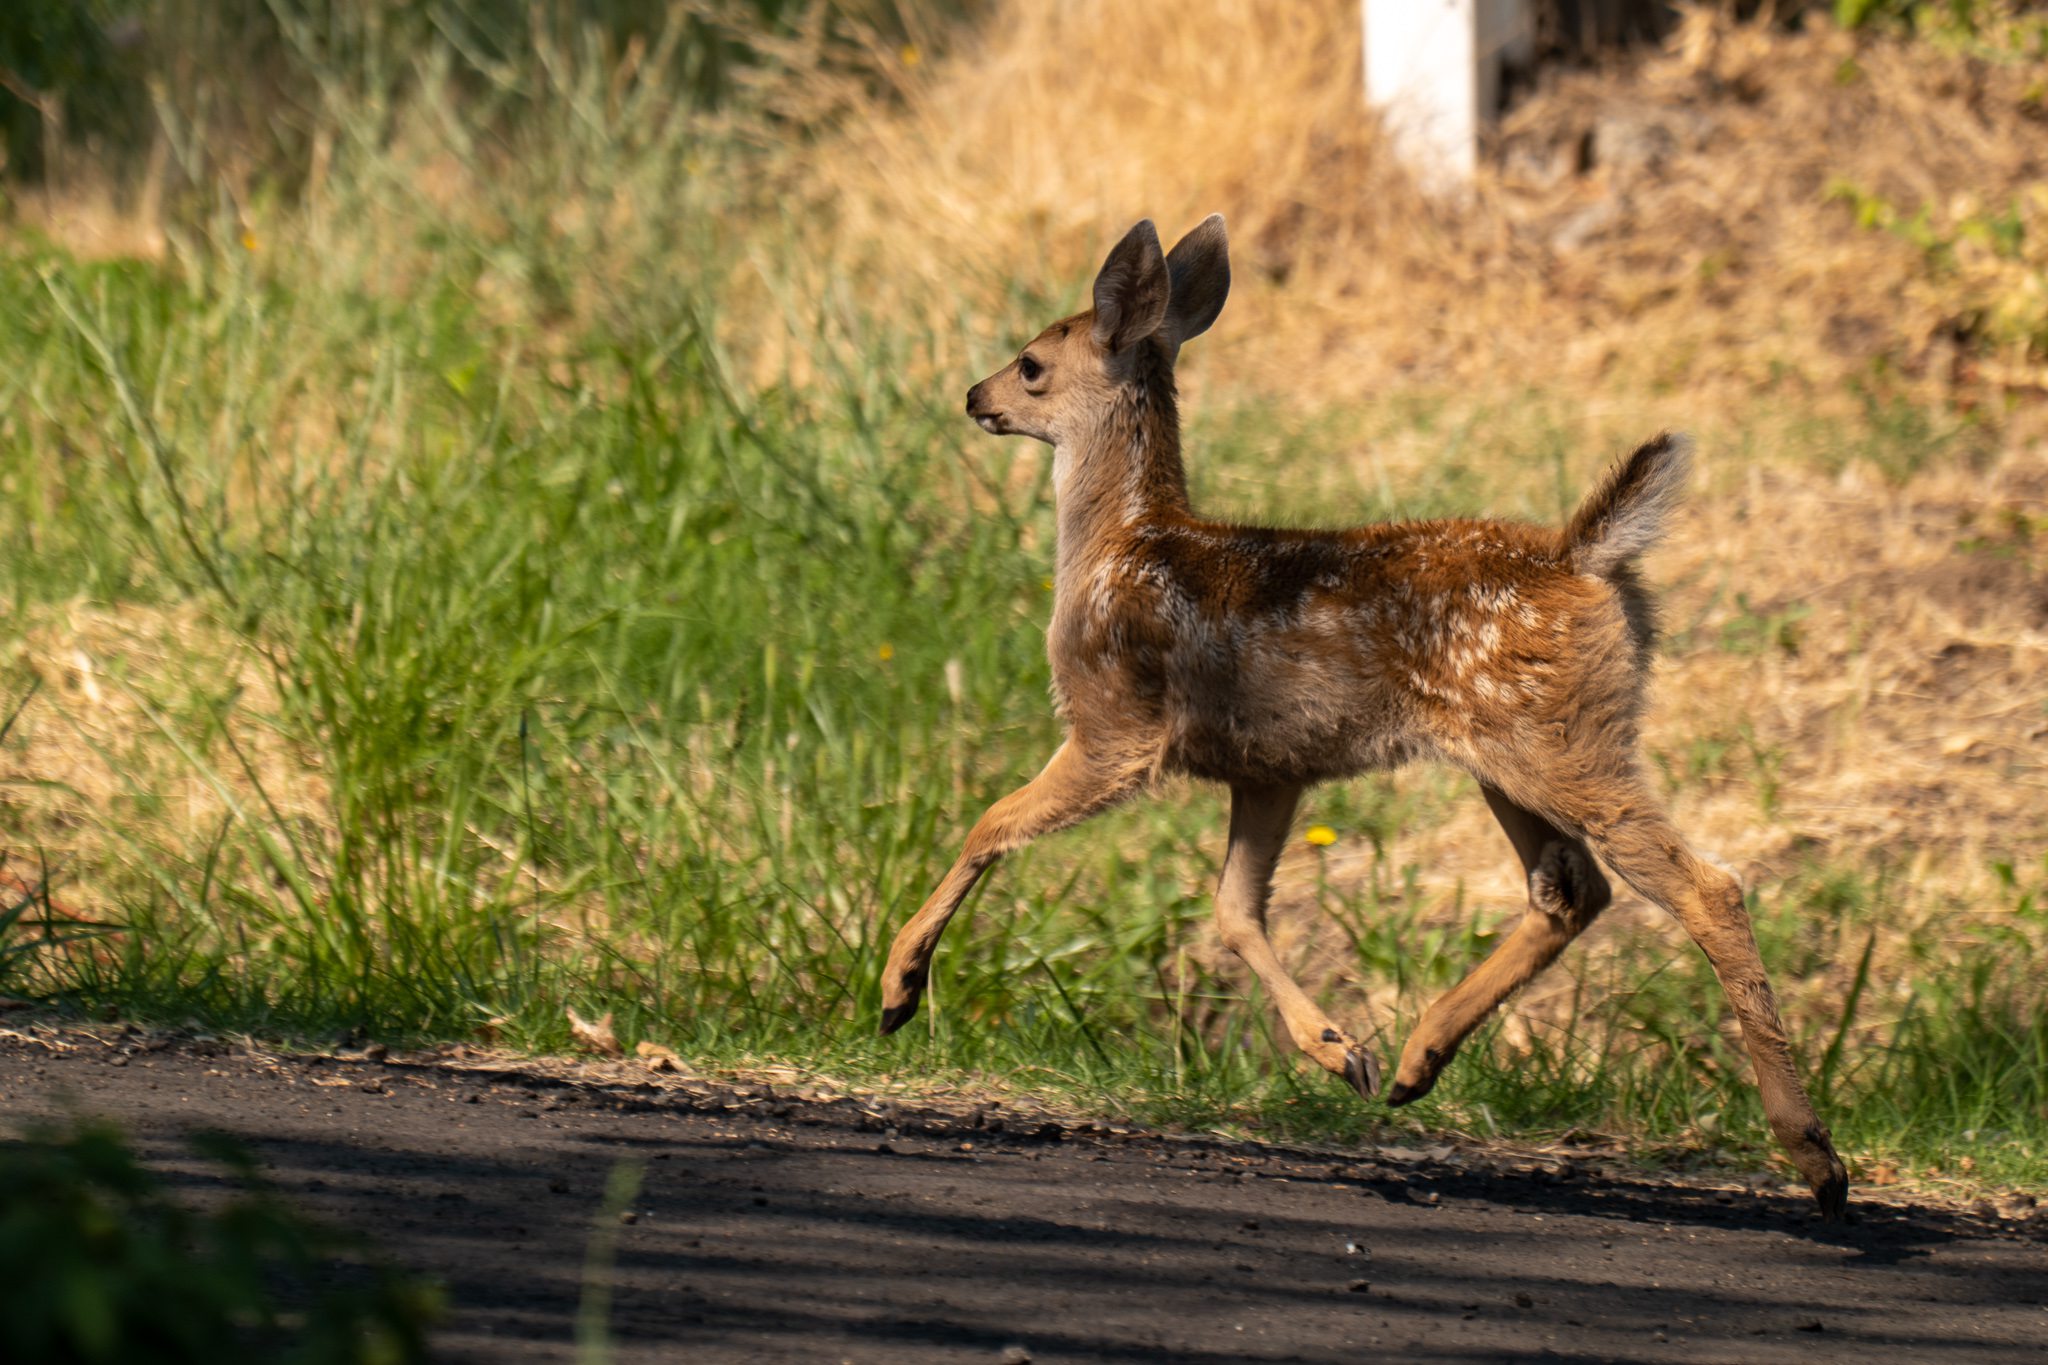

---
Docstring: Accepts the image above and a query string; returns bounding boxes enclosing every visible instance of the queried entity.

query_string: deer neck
[1051,345,1188,586]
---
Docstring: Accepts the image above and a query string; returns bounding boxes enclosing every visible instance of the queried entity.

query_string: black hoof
[878,1001,919,1036]
[1342,1047,1382,1101]
[1384,1074,1435,1108]
[1813,1169,1852,1223]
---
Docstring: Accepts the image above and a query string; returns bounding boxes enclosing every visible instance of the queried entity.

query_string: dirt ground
[3,1025,2045,1364]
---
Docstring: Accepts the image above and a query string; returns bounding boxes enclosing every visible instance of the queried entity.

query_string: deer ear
[1091,220,1170,353]
[1164,214,1229,345]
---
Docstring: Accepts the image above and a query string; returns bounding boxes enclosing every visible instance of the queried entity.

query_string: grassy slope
[1,4,2044,1194]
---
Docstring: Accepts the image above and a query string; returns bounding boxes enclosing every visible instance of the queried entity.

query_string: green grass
[1,9,2043,1197]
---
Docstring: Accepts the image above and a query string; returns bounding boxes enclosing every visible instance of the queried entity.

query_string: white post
[1363,0,1532,189]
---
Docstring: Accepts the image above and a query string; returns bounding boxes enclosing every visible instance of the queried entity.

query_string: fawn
[879,215,1848,1217]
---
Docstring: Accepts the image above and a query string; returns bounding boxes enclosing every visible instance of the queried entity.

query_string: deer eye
[1018,354,1044,383]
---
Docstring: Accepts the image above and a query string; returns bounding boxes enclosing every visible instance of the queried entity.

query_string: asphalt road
[3,1024,2044,1363]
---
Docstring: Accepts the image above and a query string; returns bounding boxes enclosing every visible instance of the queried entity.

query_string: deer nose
[965,381,1003,434]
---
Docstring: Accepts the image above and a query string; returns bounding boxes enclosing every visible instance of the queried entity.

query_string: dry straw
[780,2,2048,424]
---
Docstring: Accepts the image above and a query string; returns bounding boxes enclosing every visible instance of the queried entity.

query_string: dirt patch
[1905,555,2048,635]
[3,1024,2044,1363]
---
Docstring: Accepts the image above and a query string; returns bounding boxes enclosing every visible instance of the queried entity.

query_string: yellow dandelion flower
[877,643,895,662]
[1041,576,1054,591]
[899,43,921,67]
[1304,825,1338,847]
[239,230,258,252]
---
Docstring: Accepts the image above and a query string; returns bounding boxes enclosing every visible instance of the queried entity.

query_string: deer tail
[1560,432,1693,580]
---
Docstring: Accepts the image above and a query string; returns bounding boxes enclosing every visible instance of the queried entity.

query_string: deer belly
[1160,646,1407,785]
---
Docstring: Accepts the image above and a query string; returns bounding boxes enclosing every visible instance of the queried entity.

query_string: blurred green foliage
[0,0,954,193]
[1834,0,2048,46]
[1828,177,2048,370]
[0,1117,439,1364]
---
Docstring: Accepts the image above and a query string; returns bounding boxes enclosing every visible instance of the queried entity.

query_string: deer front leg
[1388,786,1611,1105]
[1216,783,1381,1099]
[880,741,1140,1035]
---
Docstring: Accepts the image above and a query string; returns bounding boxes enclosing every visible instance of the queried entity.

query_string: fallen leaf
[567,1007,622,1057]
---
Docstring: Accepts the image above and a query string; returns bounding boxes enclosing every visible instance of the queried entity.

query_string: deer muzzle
[965,382,1004,434]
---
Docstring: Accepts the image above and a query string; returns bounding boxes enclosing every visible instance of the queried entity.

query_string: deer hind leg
[1215,783,1381,1099]
[880,741,1141,1036]
[1516,773,1849,1218]
[1387,785,1612,1106]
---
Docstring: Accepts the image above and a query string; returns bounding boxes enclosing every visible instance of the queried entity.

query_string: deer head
[964,215,1231,447]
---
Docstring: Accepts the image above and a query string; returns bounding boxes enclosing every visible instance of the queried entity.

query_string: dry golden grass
[1653,456,2046,886]
[786,2,2048,421]
[8,182,169,264]
[0,603,328,917]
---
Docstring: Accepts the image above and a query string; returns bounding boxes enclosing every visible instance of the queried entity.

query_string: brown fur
[880,217,1849,1218]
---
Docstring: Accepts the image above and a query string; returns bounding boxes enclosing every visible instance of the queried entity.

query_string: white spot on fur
[1465,582,1519,615]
